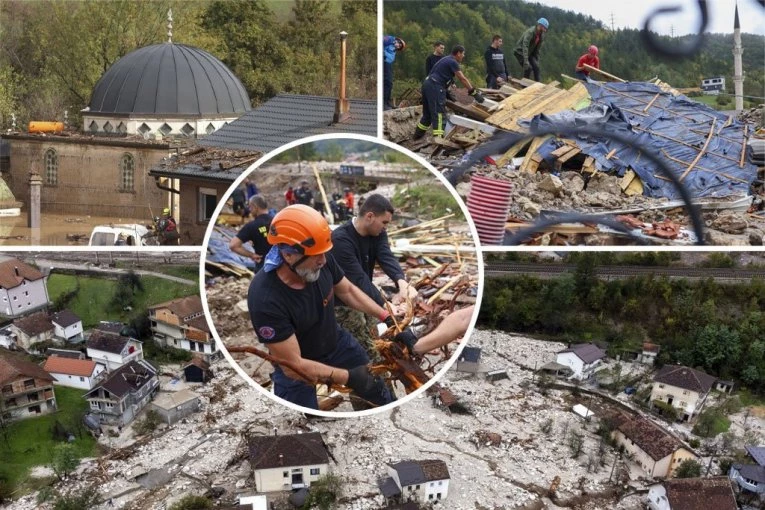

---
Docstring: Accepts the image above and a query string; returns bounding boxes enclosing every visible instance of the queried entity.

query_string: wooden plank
[311,164,333,223]
[581,156,597,175]
[496,138,532,167]
[740,125,749,168]
[519,136,550,173]
[583,64,626,82]
[487,82,589,132]
[499,85,520,95]
[547,80,560,88]
[620,169,644,196]
[557,147,581,164]
[679,118,716,182]
[527,153,544,173]
[632,126,740,164]
[550,145,575,158]
[642,93,661,113]
[605,149,617,160]
[446,100,490,121]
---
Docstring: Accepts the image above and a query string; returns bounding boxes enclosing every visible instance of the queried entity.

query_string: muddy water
[0,211,150,246]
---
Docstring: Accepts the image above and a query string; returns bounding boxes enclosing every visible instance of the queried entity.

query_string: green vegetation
[302,474,344,510]
[393,184,465,221]
[693,408,732,437]
[52,487,100,510]
[169,495,213,510]
[46,274,196,329]
[0,387,97,493]
[385,1,764,109]
[675,459,703,478]
[133,410,162,436]
[143,340,193,364]
[50,444,79,481]
[652,400,679,422]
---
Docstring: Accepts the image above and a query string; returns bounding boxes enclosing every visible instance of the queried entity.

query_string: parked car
[624,386,637,395]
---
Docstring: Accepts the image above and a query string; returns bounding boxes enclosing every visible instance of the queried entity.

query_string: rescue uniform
[484,45,508,88]
[383,35,399,108]
[235,213,272,271]
[425,53,444,76]
[418,56,461,137]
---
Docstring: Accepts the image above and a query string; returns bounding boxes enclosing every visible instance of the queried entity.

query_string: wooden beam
[660,150,749,184]
[496,138,531,167]
[605,149,617,160]
[583,64,626,82]
[679,119,716,182]
[642,93,661,113]
[740,125,749,168]
[446,100,489,121]
[519,136,550,173]
[632,126,740,165]
[312,164,333,223]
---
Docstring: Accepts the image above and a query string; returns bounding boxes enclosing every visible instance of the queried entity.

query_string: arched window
[44,148,58,185]
[120,153,135,192]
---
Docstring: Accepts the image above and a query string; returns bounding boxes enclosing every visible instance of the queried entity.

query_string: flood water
[0,210,150,246]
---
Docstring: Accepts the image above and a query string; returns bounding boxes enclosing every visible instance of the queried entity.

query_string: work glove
[382,313,396,329]
[346,366,391,406]
[468,88,485,104]
[393,328,418,354]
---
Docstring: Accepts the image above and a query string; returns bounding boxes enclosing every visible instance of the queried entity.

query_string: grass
[146,265,199,281]
[46,274,198,328]
[0,386,97,492]
[393,184,466,221]
[738,388,765,407]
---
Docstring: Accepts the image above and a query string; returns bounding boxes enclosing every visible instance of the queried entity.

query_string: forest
[479,253,765,394]
[384,0,764,108]
[0,0,376,127]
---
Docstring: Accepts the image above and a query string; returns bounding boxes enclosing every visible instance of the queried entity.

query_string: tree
[674,459,702,478]
[50,443,79,481]
[303,473,344,510]
[169,495,213,510]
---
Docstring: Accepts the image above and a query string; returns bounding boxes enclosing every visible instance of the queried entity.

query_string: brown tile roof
[388,460,450,485]
[95,322,126,335]
[149,295,203,321]
[186,315,211,334]
[13,311,53,336]
[559,343,606,364]
[85,360,156,399]
[664,477,737,510]
[86,330,131,354]
[643,342,660,353]
[614,413,690,461]
[184,357,210,370]
[43,357,97,377]
[0,351,54,385]
[654,364,716,394]
[247,432,329,470]
[50,309,81,328]
[0,258,44,290]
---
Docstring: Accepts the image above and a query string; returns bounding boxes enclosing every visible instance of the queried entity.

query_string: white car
[88,224,158,246]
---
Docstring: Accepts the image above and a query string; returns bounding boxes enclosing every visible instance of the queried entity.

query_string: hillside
[385,0,764,108]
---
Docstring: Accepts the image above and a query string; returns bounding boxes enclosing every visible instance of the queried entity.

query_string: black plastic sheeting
[520,82,756,200]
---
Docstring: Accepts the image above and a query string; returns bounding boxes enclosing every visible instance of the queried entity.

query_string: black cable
[641,0,709,59]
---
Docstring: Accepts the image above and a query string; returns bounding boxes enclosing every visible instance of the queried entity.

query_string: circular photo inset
[202,135,482,416]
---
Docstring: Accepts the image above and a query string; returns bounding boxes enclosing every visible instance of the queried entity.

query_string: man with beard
[247,205,395,410]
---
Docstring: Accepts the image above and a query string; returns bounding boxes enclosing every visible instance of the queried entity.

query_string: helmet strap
[286,254,310,274]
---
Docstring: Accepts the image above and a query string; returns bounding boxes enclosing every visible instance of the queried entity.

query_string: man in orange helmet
[247,204,396,410]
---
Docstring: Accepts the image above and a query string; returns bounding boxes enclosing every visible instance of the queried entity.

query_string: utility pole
[610,12,615,31]
[609,453,620,483]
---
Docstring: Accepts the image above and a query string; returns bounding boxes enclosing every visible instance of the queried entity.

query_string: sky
[533,0,765,36]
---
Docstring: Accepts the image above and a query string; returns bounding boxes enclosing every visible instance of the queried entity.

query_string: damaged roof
[85,359,157,399]
[87,330,138,354]
[13,312,53,337]
[614,413,690,461]
[378,477,401,498]
[733,463,765,484]
[653,364,716,394]
[149,147,260,182]
[388,460,450,485]
[558,343,606,364]
[663,477,737,510]
[247,432,329,470]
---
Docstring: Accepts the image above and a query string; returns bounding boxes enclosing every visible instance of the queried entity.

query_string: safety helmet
[267,204,332,256]
[537,18,549,29]
[395,37,406,51]
[162,207,171,215]
[588,45,598,56]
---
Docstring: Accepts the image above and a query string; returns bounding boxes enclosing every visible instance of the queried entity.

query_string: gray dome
[88,43,251,115]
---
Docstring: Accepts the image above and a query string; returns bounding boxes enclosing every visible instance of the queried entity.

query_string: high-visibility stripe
[416,122,430,130]
[433,113,444,136]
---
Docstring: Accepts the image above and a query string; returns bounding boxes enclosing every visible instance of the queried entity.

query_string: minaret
[167,8,173,44]
[733,2,744,111]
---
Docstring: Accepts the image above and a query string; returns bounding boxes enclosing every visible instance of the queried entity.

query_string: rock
[711,213,748,234]
[749,230,764,246]
[516,197,541,217]
[586,173,621,195]
[455,182,471,199]
[561,172,585,194]
[537,175,564,196]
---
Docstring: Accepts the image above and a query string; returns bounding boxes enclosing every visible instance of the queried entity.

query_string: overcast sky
[533,0,765,36]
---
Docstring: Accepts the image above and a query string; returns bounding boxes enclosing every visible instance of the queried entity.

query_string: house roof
[558,343,606,364]
[186,315,211,334]
[50,309,81,328]
[613,413,690,461]
[149,295,203,321]
[85,360,156,399]
[95,322,126,335]
[0,351,54,385]
[388,460,450,486]
[746,445,765,467]
[378,477,402,498]
[184,357,211,371]
[148,147,259,182]
[43,357,97,377]
[642,342,660,353]
[0,258,43,290]
[459,346,481,363]
[151,389,200,410]
[13,312,54,337]
[733,463,765,484]
[663,477,737,510]
[86,330,135,354]
[46,348,85,359]
[247,432,329,470]
[653,365,716,394]
[198,94,377,154]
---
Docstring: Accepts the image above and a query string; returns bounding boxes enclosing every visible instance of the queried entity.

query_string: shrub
[302,474,344,510]
[652,400,679,422]
[675,459,702,478]
[169,495,213,510]
[133,410,161,436]
[53,488,99,510]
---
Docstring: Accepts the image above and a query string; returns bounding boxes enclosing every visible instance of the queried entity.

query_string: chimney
[14,266,19,277]
[333,31,350,124]
[279,454,284,466]
[273,427,278,436]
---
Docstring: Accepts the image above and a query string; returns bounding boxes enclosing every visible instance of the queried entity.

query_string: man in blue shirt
[415,45,484,140]
[383,35,406,111]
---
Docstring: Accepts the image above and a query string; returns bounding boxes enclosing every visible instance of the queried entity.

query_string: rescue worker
[284,185,296,206]
[514,18,549,82]
[156,208,180,246]
[414,45,485,140]
[229,195,272,271]
[383,35,406,110]
[484,35,508,89]
[343,187,354,216]
[248,205,395,410]
[574,45,600,80]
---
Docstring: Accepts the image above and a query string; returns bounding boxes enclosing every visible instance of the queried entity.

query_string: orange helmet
[395,37,406,51]
[267,205,332,256]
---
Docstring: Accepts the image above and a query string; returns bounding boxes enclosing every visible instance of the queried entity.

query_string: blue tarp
[206,226,258,269]
[521,82,756,200]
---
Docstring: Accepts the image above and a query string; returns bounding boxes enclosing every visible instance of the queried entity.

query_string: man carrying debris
[514,18,548,82]
[484,35,508,89]
[414,45,485,140]
[383,35,406,111]
[574,45,599,80]
[425,41,445,76]
[156,208,180,246]
[294,180,313,207]
[393,305,475,355]
[229,195,272,272]
[248,205,395,410]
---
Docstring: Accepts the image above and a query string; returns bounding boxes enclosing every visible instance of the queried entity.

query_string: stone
[537,175,564,196]
[586,173,621,195]
[561,172,585,194]
[516,197,541,217]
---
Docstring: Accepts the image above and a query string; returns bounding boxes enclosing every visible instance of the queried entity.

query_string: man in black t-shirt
[248,205,395,410]
[294,180,313,206]
[484,35,508,89]
[424,41,445,76]
[229,195,272,271]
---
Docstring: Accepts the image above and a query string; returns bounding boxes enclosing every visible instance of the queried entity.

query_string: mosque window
[181,123,195,137]
[120,153,135,192]
[137,123,151,137]
[205,123,216,135]
[159,123,172,136]
[117,122,127,134]
[44,148,58,185]
[103,121,114,134]
[89,120,99,133]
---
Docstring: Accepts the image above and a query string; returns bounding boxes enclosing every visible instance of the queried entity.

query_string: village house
[380,459,451,505]
[148,295,217,360]
[83,359,158,426]
[46,348,85,359]
[651,364,716,422]
[647,476,737,510]
[0,257,49,318]
[86,330,143,371]
[183,357,213,383]
[149,389,201,425]
[247,431,330,492]
[43,356,105,390]
[639,342,661,365]
[10,311,54,350]
[555,343,606,380]
[611,412,698,478]
[0,351,57,420]
[729,444,765,497]
[50,309,83,343]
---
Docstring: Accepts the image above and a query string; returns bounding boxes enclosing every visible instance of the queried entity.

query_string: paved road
[34,258,198,286]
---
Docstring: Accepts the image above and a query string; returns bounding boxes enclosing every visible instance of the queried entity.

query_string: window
[205,123,216,135]
[158,123,172,136]
[24,379,34,388]
[416,485,420,490]
[89,120,99,132]
[103,121,114,133]
[28,405,41,414]
[1,385,12,394]
[90,401,100,409]
[117,122,127,134]
[310,468,320,475]
[181,123,195,137]
[120,153,135,192]
[429,494,434,500]
[283,471,289,478]
[438,481,442,486]
[6,398,16,407]
[680,401,687,407]
[199,187,218,222]
[138,123,151,137]
[44,148,58,185]
[79,377,84,382]
[105,402,113,409]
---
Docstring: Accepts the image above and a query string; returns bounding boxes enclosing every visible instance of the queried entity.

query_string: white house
[86,330,143,371]
[148,295,217,359]
[247,432,330,492]
[639,342,660,365]
[83,359,158,426]
[647,477,737,510]
[651,364,716,422]
[11,311,54,350]
[555,343,606,380]
[50,310,83,343]
[149,389,201,425]
[381,460,451,505]
[729,445,765,496]
[43,356,105,390]
[0,257,50,318]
